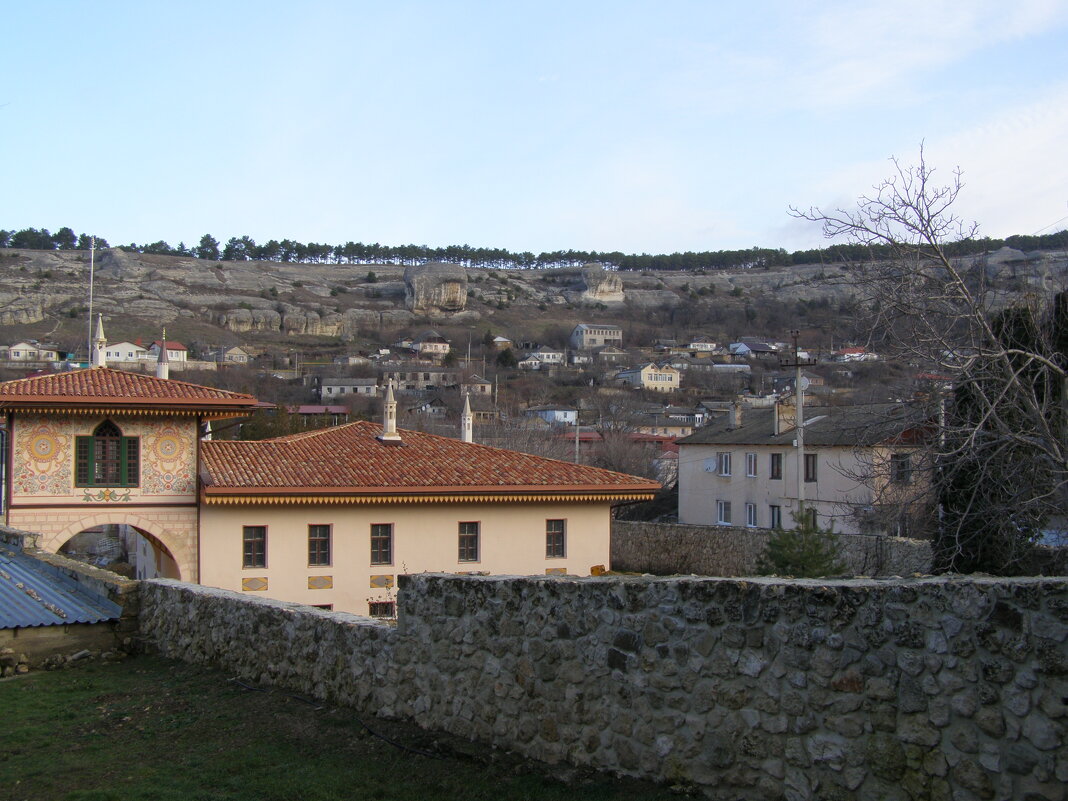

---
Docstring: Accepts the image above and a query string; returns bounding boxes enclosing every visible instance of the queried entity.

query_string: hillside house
[411,330,451,359]
[615,363,681,393]
[676,401,927,536]
[4,341,60,362]
[524,405,578,427]
[148,340,188,363]
[377,363,460,392]
[319,377,380,399]
[102,342,148,363]
[460,375,493,395]
[570,324,623,351]
[212,346,251,364]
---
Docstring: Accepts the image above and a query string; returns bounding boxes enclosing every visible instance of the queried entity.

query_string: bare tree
[792,147,1067,574]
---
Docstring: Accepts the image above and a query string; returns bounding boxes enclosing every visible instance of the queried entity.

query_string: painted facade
[0,368,259,583]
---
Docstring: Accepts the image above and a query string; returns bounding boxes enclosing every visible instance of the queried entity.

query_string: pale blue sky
[3,1,1067,255]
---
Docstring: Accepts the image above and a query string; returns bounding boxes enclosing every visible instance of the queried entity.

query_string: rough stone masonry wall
[137,574,1068,801]
[612,520,933,578]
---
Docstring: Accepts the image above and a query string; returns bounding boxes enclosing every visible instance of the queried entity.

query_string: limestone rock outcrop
[580,263,624,303]
[404,263,467,313]
[0,296,44,326]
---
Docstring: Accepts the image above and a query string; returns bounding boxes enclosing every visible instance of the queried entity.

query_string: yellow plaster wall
[199,501,611,614]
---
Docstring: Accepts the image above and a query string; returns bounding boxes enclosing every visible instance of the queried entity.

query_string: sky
[2,1,1067,256]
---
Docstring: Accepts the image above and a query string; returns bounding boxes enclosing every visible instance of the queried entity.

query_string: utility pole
[780,330,815,525]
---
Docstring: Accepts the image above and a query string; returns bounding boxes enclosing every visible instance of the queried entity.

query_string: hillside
[0,245,1064,359]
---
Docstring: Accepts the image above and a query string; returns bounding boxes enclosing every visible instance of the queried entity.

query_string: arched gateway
[0,363,259,582]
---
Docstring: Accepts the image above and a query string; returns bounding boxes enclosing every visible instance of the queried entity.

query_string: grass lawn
[0,656,683,801]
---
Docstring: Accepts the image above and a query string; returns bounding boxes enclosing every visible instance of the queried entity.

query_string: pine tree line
[2,225,1065,272]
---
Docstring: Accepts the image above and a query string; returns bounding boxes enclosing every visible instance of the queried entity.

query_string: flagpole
[86,236,95,365]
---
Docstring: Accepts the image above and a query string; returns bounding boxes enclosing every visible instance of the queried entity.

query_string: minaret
[460,392,473,443]
[91,314,107,368]
[377,380,402,443]
[156,328,170,380]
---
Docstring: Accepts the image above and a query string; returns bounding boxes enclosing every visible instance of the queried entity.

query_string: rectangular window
[890,453,912,484]
[718,452,732,476]
[370,523,393,565]
[458,521,480,562]
[717,500,732,525]
[546,519,566,558]
[770,453,783,480]
[242,525,267,568]
[746,452,758,477]
[308,524,331,566]
[746,502,757,527]
[368,601,396,618]
[769,505,782,529]
[804,453,818,482]
[75,434,140,488]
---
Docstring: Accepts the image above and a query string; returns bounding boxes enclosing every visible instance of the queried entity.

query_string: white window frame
[716,500,732,525]
[745,452,757,477]
[718,452,732,477]
[769,505,782,529]
[745,503,757,527]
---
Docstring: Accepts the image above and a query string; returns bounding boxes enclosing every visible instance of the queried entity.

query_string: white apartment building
[677,401,927,536]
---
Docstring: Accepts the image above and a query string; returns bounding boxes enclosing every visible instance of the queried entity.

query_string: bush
[757,512,845,578]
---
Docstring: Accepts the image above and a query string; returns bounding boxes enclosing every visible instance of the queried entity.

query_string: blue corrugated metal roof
[0,547,122,628]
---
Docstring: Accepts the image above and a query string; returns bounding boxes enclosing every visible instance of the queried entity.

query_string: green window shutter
[76,437,91,486]
[123,438,140,487]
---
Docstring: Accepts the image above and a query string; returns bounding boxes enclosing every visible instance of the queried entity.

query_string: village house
[460,374,493,395]
[377,363,460,392]
[211,345,251,364]
[411,330,451,359]
[523,404,578,427]
[148,340,188,363]
[3,341,61,362]
[319,377,380,399]
[676,400,927,536]
[570,324,623,351]
[615,363,681,393]
[102,341,148,363]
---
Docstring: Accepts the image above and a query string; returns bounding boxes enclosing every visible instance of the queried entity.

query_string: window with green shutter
[75,420,140,488]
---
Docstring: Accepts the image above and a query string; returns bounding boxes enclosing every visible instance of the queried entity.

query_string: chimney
[156,328,170,380]
[377,380,402,443]
[730,401,743,428]
[91,314,107,368]
[775,396,797,435]
[460,392,473,443]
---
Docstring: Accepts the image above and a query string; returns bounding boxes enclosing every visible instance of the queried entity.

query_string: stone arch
[42,511,196,582]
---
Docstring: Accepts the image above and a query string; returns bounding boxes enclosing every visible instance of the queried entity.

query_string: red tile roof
[201,420,659,499]
[0,368,258,412]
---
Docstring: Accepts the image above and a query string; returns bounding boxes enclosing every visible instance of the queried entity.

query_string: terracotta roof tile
[0,367,257,409]
[202,421,660,496]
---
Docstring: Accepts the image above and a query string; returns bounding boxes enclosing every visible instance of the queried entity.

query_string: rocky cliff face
[0,247,1063,349]
[403,262,468,314]
[579,263,625,303]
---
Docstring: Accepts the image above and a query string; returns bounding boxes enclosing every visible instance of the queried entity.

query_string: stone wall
[137,573,1068,801]
[612,520,933,578]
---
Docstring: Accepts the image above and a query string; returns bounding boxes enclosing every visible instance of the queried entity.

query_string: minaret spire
[461,392,473,443]
[156,328,170,380]
[377,379,402,443]
[91,314,107,368]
